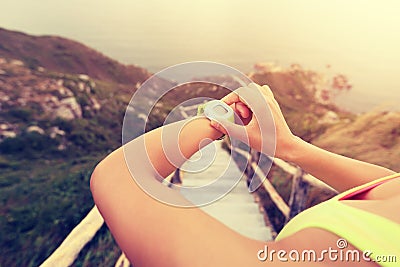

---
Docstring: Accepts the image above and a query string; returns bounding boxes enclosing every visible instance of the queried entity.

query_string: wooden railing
[40,206,104,267]
[39,171,177,267]
[229,144,336,234]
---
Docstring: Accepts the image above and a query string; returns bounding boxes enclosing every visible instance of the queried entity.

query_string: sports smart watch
[197,100,234,140]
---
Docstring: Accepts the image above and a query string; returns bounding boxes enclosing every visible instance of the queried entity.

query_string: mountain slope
[0,28,150,85]
[313,110,400,171]
[0,29,237,267]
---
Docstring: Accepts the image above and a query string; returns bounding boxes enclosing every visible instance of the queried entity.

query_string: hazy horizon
[2,0,400,112]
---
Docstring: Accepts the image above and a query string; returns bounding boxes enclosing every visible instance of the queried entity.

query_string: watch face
[202,100,234,123]
[213,105,228,115]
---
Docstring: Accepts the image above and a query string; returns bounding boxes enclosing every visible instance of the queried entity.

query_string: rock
[254,62,282,73]
[0,124,10,130]
[57,79,64,86]
[57,144,66,151]
[90,97,101,110]
[27,125,45,134]
[49,126,66,138]
[10,59,24,66]
[0,58,6,64]
[0,95,10,102]
[37,66,45,72]
[48,95,59,104]
[1,130,16,139]
[0,69,6,75]
[318,111,339,124]
[137,113,147,121]
[55,97,82,120]
[89,81,96,89]
[78,74,90,81]
[127,105,135,112]
[58,86,74,97]
[17,98,27,106]
[0,122,17,140]
[55,106,75,120]
[78,82,85,91]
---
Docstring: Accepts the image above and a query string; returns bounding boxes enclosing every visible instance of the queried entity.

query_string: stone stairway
[179,141,272,241]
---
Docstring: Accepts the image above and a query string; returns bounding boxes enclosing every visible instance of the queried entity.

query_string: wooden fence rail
[230,145,336,232]
[40,206,104,267]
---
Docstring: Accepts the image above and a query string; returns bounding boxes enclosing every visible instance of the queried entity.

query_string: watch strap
[197,101,231,140]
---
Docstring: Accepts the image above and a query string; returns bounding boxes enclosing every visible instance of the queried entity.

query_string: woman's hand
[210,83,298,160]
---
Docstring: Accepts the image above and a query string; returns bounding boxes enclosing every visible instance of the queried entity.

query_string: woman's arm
[211,83,395,192]
[90,102,377,267]
[285,136,395,192]
[91,117,257,266]
[91,117,224,210]
[91,113,339,267]
[134,117,223,179]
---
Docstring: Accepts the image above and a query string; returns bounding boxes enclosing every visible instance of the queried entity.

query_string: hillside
[0,28,153,266]
[313,110,400,171]
[249,63,399,172]
[244,64,400,232]
[0,29,242,266]
[0,56,129,267]
[0,28,150,85]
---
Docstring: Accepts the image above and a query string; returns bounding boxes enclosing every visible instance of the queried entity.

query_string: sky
[1,0,400,111]
[3,0,400,65]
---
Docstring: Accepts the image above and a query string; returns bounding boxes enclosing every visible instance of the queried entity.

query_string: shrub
[8,108,33,122]
[0,132,59,159]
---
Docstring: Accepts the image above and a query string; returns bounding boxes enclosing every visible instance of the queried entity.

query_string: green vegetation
[0,56,183,265]
[0,71,130,266]
[8,107,33,122]
[313,110,400,171]
[0,156,99,267]
[72,225,122,267]
[0,132,59,159]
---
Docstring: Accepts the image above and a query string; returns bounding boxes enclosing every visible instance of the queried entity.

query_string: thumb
[210,119,250,145]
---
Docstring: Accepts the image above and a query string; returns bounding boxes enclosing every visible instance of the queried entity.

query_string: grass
[0,155,101,267]
[72,225,122,267]
[313,110,400,172]
[0,71,128,266]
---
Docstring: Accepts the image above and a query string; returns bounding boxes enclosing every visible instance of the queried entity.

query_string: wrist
[181,117,224,142]
[281,135,307,163]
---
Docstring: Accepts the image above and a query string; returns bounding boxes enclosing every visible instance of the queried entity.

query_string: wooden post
[170,168,182,185]
[245,152,254,187]
[115,253,130,267]
[285,168,309,224]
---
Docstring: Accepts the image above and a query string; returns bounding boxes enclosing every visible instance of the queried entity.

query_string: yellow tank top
[276,173,400,267]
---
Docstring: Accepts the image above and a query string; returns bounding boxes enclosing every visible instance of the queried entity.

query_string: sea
[1,0,399,113]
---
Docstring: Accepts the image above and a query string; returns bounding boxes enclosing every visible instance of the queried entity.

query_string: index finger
[221,91,240,105]
[221,86,248,106]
